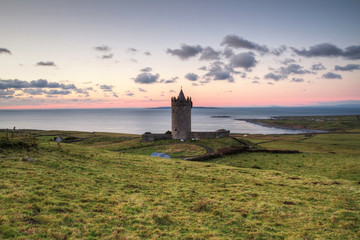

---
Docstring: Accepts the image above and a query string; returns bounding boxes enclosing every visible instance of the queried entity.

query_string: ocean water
[0,107,359,135]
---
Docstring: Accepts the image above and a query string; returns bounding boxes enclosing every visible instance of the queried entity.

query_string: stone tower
[171,89,192,140]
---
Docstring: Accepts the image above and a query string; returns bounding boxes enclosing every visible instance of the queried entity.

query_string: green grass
[254,115,360,132]
[0,130,359,239]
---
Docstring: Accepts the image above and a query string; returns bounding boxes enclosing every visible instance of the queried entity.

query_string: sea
[0,106,359,135]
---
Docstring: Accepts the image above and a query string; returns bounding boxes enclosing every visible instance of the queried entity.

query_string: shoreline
[234,119,327,133]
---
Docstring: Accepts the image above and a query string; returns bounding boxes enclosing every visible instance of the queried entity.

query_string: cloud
[0,89,15,99]
[311,63,326,71]
[322,72,342,79]
[166,44,203,60]
[140,67,152,72]
[221,35,269,54]
[264,73,284,81]
[134,72,160,84]
[290,77,304,83]
[36,61,56,67]
[23,89,45,95]
[185,73,199,81]
[0,48,11,54]
[222,47,234,59]
[230,52,257,70]
[343,45,360,60]
[127,48,138,53]
[271,45,287,56]
[265,64,311,81]
[204,61,234,82]
[94,45,111,52]
[0,79,76,90]
[279,64,311,75]
[46,90,71,95]
[126,91,134,96]
[144,51,151,56]
[198,66,207,70]
[252,80,260,84]
[162,77,178,84]
[76,88,90,97]
[102,54,113,59]
[199,47,221,61]
[100,84,114,91]
[138,88,147,92]
[291,43,360,60]
[334,64,360,71]
[0,79,29,89]
[280,58,296,65]
[291,43,343,57]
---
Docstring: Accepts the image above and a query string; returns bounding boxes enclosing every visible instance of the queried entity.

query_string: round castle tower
[171,89,192,140]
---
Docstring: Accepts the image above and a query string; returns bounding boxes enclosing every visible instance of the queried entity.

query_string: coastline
[234,119,327,133]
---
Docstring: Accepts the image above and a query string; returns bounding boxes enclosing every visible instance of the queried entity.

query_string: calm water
[0,107,359,134]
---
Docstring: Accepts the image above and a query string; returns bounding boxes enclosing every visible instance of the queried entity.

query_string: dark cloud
[280,64,311,75]
[312,63,326,71]
[199,47,221,61]
[0,79,76,90]
[134,72,160,84]
[0,89,15,98]
[140,67,152,72]
[264,73,284,81]
[162,77,178,84]
[94,45,111,52]
[102,54,113,59]
[230,52,257,70]
[100,85,114,91]
[23,89,45,95]
[166,44,203,60]
[0,79,29,89]
[205,61,234,82]
[334,64,360,71]
[144,51,151,56]
[76,88,90,97]
[113,92,119,98]
[290,77,304,83]
[46,90,71,95]
[291,43,360,60]
[265,64,311,81]
[221,35,269,54]
[222,47,234,59]
[185,73,199,81]
[271,45,287,56]
[0,48,11,54]
[36,61,56,67]
[280,58,296,65]
[252,80,260,84]
[322,72,342,79]
[343,45,360,60]
[291,43,343,57]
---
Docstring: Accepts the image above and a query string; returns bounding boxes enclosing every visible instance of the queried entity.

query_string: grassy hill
[0,129,359,239]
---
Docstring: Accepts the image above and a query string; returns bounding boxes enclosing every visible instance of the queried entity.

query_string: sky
[1,0,360,109]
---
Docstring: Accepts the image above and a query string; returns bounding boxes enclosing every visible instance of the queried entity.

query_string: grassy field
[252,115,360,132]
[0,126,359,239]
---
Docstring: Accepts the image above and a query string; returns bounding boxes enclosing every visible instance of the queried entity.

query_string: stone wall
[190,129,230,139]
[142,133,172,142]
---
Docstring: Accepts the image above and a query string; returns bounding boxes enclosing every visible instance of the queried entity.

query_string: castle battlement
[171,96,192,107]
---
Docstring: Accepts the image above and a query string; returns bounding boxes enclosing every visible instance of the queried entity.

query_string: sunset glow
[1,0,360,109]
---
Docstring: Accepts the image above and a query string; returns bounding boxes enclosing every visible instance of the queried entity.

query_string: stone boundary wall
[190,129,230,139]
[142,133,172,142]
